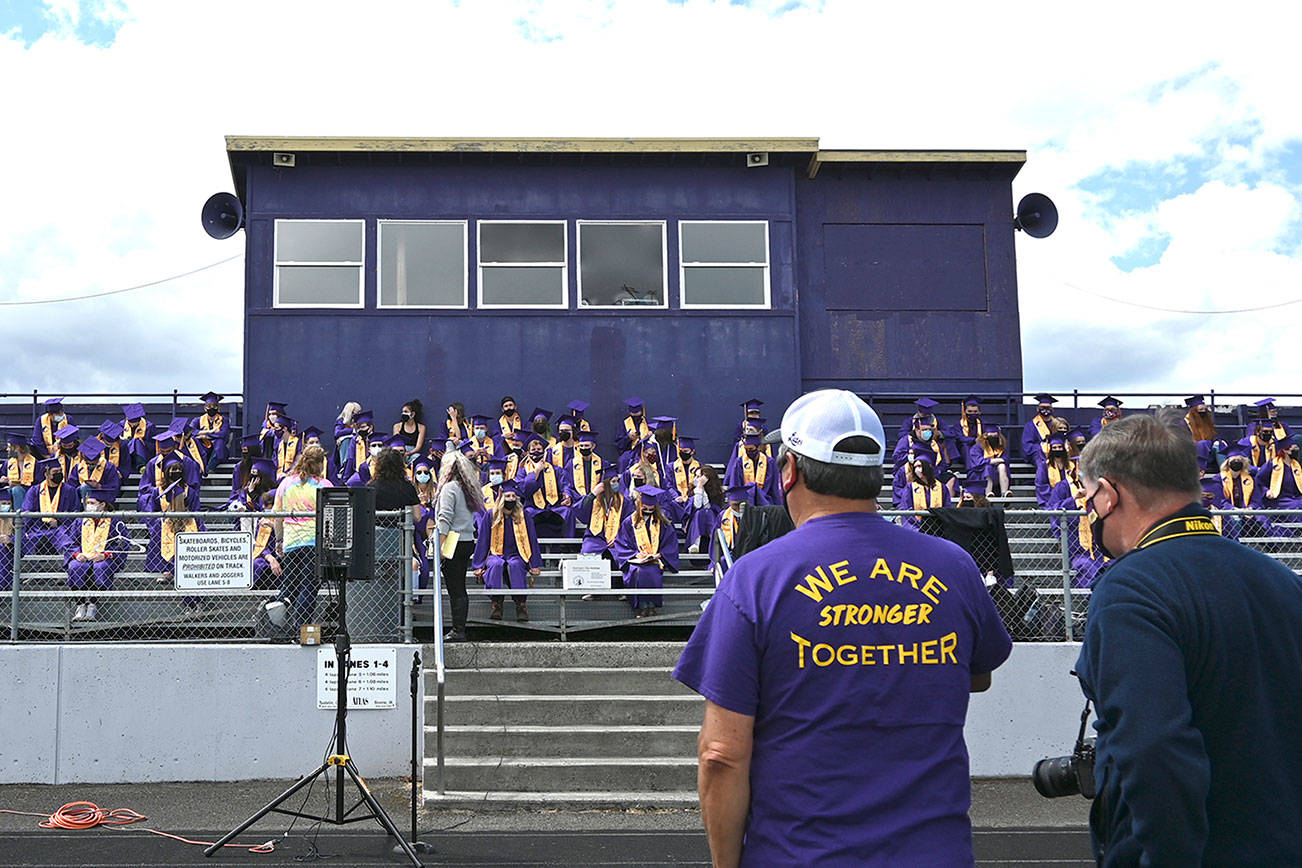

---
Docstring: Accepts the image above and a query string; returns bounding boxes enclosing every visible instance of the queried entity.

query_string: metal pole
[10,512,21,640]
[402,509,415,643]
[1059,511,1074,641]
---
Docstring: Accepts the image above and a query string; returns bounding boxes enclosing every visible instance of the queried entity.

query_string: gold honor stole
[481,482,497,503]
[733,441,772,463]
[7,455,36,485]
[982,440,1004,460]
[911,481,944,510]
[1046,461,1073,490]
[1267,459,1302,500]
[196,414,224,446]
[81,518,112,557]
[277,433,300,476]
[961,416,984,439]
[447,419,470,441]
[81,460,106,486]
[40,483,63,514]
[40,414,58,450]
[633,513,660,560]
[253,519,274,557]
[577,418,591,433]
[182,435,207,474]
[125,418,149,441]
[527,462,560,508]
[499,413,521,436]
[1033,415,1051,457]
[673,458,701,497]
[1070,486,1099,555]
[587,496,623,546]
[547,443,567,468]
[719,511,738,547]
[505,454,521,479]
[353,435,368,474]
[570,454,602,496]
[160,489,198,561]
[56,452,84,480]
[740,453,768,487]
[623,417,650,444]
[152,458,183,490]
[1251,442,1277,468]
[490,511,532,562]
[1222,473,1253,507]
[101,439,121,469]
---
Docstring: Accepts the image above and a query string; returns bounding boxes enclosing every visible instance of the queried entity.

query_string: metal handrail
[428,526,447,795]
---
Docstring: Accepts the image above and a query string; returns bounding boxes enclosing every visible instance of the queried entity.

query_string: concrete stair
[423,641,702,810]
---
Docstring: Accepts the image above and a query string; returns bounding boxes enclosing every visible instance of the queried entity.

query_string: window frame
[575,219,669,310]
[476,219,569,310]
[677,219,772,310]
[376,219,469,310]
[272,219,366,309]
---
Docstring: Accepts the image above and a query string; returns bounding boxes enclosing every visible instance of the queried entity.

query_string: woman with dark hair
[434,450,483,641]
[371,448,421,600]
[229,435,264,497]
[444,402,471,447]
[225,458,276,512]
[612,484,679,618]
[392,399,427,460]
[682,464,725,554]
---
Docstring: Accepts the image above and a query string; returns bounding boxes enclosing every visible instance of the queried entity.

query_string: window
[577,221,666,308]
[378,221,467,308]
[274,220,365,307]
[477,221,567,308]
[679,221,770,308]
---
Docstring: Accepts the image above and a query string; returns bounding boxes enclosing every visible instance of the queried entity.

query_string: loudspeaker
[201,192,244,239]
[1014,193,1059,238]
[747,152,769,168]
[316,486,376,579]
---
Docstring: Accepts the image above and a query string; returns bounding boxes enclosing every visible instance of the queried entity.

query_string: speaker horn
[201,192,245,239]
[1014,193,1058,238]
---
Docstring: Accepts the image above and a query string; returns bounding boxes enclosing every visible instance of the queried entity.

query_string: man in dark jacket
[1076,411,1302,866]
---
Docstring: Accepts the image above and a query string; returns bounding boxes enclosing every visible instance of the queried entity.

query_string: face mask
[50,472,64,485]
[489,473,503,485]
[608,480,620,492]
[502,500,517,511]
[681,451,694,461]
[357,426,372,437]
[0,503,11,512]
[641,508,655,517]
[920,429,933,441]
[1260,432,1274,442]
[1089,510,1115,560]
[503,407,515,416]
[370,445,383,456]
[559,430,572,442]
[474,428,487,439]
[631,410,643,419]
[88,502,105,513]
[402,413,412,422]
[1228,458,1245,472]
[1050,449,1066,458]
[1038,407,1052,417]
[54,413,65,421]
[168,470,183,481]
[206,408,218,416]
[579,446,593,455]
[631,477,645,487]
[1105,409,1119,418]
[413,472,430,484]
[967,410,980,418]
[529,450,544,461]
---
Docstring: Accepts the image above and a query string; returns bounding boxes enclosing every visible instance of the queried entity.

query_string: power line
[1061,281,1302,314]
[0,254,244,307]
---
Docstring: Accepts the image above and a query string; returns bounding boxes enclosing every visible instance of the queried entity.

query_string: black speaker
[1014,193,1059,238]
[201,192,245,239]
[316,486,376,579]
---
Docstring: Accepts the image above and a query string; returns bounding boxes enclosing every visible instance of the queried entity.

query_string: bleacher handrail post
[9,512,21,641]
[1058,509,1074,641]
[402,509,415,644]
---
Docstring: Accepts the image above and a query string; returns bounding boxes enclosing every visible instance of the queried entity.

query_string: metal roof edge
[224,136,823,154]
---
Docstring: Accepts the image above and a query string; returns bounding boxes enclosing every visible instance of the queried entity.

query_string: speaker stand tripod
[204,566,424,867]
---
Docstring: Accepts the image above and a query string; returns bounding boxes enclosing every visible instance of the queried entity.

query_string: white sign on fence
[174,532,252,591]
[317,646,398,710]
[562,555,611,590]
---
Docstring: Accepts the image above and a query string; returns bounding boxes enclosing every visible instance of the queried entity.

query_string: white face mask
[415,472,431,483]
[370,445,383,457]
[0,503,11,512]
[489,473,503,485]
[87,502,105,513]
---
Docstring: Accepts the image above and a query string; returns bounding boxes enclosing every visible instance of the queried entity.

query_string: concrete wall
[0,644,418,784]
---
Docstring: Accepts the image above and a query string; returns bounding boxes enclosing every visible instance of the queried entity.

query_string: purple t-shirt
[673,511,1012,867]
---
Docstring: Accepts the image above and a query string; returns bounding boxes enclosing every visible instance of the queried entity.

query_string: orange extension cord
[0,801,276,853]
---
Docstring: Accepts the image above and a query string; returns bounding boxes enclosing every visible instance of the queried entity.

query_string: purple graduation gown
[143,483,205,572]
[71,461,123,504]
[64,516,130,590]
[575,493,633,556]
[21,482,80,555]
[471,508,541,591]
[612,513,679,611]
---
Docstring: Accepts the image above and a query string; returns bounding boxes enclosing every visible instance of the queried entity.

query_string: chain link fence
[0,509,412,643]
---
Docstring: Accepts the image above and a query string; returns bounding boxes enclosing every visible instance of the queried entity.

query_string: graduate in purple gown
[1067,426,1090,459]
[724,433,780,505]
[230,434,265,495]
[226,458,277,512]
[1251,399,1294,443]
[462,415,500,479]
[0,496,13,592]
[709,483,756,574]
[612,484,679,617]
[615,397,651,470]
[1045,474,1108,587]
[270,415,302,480]
[50,425,84,482]
[33,397,71,455]
[497,396,523,439]
[1089,396,1123,437]
[143,455,205,581]
[624,440,665,493]
[667,435,704,503]
[64,487,131,622]
[250,490,281,590]
[644,417,680,472]
[336,409,375,484]
[137,431,201,511]
[1212,442,1269,540]
[965,424,1010,497]
[564,431,604,501]
[948,396,986,466]
[574,468,633,578]
[893,453,950,524]
[526,407,554,445]
[1242,425,1279,472]
[896,397,941,443]
[1022,393,1057,466]
[191,392,231,467]
[258,401,288,457]
[71,437,122,504]
[1184,394,1220,443]
[120,403,155,472]
[681,463,724,555]
[22,458,80,555]
[1035,434,1077,508]
[733,398,765,442]
[95,420,128,480]
[565,400,593,433]
[479,456,508,507]
[4,431,39,509]
[893,420,949,478]
[1256,438,1302,513]
[471,480,540,622]
[516,432,574,538]
[546,415,578,468]
[346,434,398,486]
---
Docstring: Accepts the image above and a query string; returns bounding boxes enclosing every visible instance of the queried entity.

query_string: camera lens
[1032,755,1081,798]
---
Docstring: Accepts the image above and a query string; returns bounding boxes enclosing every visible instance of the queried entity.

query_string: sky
[1,0,1300,402]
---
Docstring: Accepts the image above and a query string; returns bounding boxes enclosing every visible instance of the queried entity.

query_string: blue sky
[1,0,1300,398]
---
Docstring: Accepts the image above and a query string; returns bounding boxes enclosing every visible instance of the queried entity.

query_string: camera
[1032,735,1096,799]
[1032,685,1098,799]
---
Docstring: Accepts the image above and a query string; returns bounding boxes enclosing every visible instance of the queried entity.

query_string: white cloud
[1,0,1300,399]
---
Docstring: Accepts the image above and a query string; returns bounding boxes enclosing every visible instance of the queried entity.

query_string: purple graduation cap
[740,398,764,413]
[985,424,1001,437]
[469,414,491,428]
[725,483,754,503]
[566,399,590,414]
[1068,427,1090,442]
[123,402,146,421]
[200,392,224,404]
[1228,439,1254,458]
[910,451,936,468]
[529,407,552,423]
[1097,396,1122,408]
[36,457,61,474]
[4,431,27,446]
[1047,433,1068,449]
[1033,393,1058,405]
[266,401,288,412]
[380,434,404,449]
[43,397,65,408]
[555,414,575,429]
[250,458,277,477]
[240,433,261,450]
[301,426,323,443]
[167,417,187,434]
[677,436,696,451]
[486,456,509,471]
[498,478,521,497]
[161,453,184,469]
[1184,395,1206,408]
[519,431,547,449]
[98,420,124,439]
[578,430,599,445]
[624,397,645,411]
[78,438,106,461]
[742,432,762,446]
[635,483,666,504]
[413,455,435,471]
[961,477,988,496]
[353,409,374,425]
[650,416,677,431]
[55,424,80,442]
[914,397,939,410]
[85,487,116,503]
[276,416,297,431]
[153,430,179,446]
[962,395,982,408]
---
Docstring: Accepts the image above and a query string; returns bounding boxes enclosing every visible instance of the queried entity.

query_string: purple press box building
[220,137,1027,454]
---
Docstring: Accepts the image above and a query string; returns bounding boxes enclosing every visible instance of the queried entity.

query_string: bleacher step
[421,789,698,811]
[430,756,699,792]
[429,724,699,757]
[437,666,691,696]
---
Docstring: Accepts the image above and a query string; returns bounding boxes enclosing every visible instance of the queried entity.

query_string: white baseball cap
[764,389,885,467]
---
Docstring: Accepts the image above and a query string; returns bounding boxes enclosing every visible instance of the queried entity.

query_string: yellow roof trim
[224,136,822,154]
[815,149,1026,163]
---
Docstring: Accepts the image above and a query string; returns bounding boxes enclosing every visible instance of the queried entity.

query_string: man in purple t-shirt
[673,390,1012,867]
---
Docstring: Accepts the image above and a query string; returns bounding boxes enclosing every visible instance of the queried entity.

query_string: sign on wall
[317,646,398,710]
[175,532,252,591]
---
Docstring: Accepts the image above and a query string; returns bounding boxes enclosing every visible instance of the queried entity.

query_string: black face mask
[206,408,218,416]
[401,413,412,421]
[168,471,183,482]
[559,430,572,442]
[1038,407,1052,416]
[1228,458,1246,472]
[1260,432,1274,443]
[50,472,64,485]
[502,500,517,511]
[1089,510,1115,560]
[680,451,694,461]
